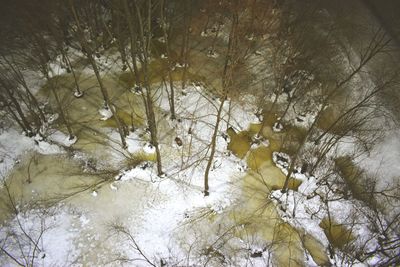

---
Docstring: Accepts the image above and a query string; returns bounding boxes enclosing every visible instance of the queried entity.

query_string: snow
[47,113,59,123]
[126,131,142,154]
[143,143,156,154]
[206,50,219,58]
[358,129,400,189]
[97,83,257,264]
[0,129,65,178]
[130,85,142,95]
[293,113,317,128]
[174,62,189,68]
[34,137,63,155]
[98,106,113,120]
[0,206,80,266]
[47,55,68,78]
[272,151,290,169]
[1,38,398,266]
[269,156,385,267]
[0,129,36,177]
[116,159,241,264]
[110,182,118,191]
[0,76,388,266]
[118,166,158,182]
[157,37,166,43]
[272,122,283,133]
[200,30,211,37]
[74,91,84,98]
[79,214,90,226]
[48,130,77,146]
[84,51,137,75]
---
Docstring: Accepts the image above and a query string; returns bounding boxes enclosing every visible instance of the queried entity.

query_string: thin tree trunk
[64,52,83,97]
[204,11,238,196]
[280,33,390,192]
[69,0,127,148]
[203,98,225,196]
[14,89,42,130]
[314,85,383,145]
[121,0,148,123]
[89,55,127,148]
[134,0,163,175]
[2,56,47,122]
[210,21,221,54]
[4,87,33,135]
[278,97,292,124]
[181,1,192,90]
[160,0,176,120]
[3,100,28,134]
[21,85,46,123]
[47,76,75,139]
[256,91,279,138]
[122,0,142,87]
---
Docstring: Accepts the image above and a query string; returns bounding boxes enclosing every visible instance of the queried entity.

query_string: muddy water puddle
[319,218,355,250]
[335,156,379,209]
[0,151,160,265]
[3,70,335,265]
[225,121,330,266]
[0,153,104,221]
[0,121,330,266]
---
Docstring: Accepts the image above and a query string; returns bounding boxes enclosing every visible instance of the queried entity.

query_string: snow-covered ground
[0,82,270,266]
[2,53,399,267]
[1,16,399,265]
[0,129,75,178]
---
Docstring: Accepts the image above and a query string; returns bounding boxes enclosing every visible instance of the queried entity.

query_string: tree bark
[69,0,127,148]
[160,0,176,120]
[134,0,163,175]
[204,10,239,196]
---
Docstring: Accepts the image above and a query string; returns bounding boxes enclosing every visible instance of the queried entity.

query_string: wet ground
[1,5,387,263]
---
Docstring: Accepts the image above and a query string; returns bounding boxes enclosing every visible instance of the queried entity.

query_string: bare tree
[130,0,164,175]
[28,33,75,140]
[160,0,176,120]
[204,1,240,196]
[68,0,126,147]
[280,26,391,193]
[0,178,47,267]
[0,77,34,136]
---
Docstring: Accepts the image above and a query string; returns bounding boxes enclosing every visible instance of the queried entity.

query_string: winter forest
[0,0,399,266]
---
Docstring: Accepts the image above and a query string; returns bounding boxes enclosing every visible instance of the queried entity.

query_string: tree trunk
[203,98,225,196]
[160,0,176,120]
[64,52,83,97]
[47,76,75,140]
[69,0,127,148]
[0,92,29,134]
[2,56,46,123]
[89,54,127,148]
[4,86,33,135]
[181,1,192,90]
[134,0,163,175]
[204,11,238,196]
[280,33,390,193]
[122,0,142,87]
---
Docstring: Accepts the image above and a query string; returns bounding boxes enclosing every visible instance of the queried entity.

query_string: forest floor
[1,13,400,267]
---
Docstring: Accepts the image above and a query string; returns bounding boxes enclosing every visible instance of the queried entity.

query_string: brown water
[319,218,355,250]
[226,122,330,266]
[335,156,379,209]
[0,116,330,267]
[0,151,160,266]
[1,71,332,265]
[0,153,103,222]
